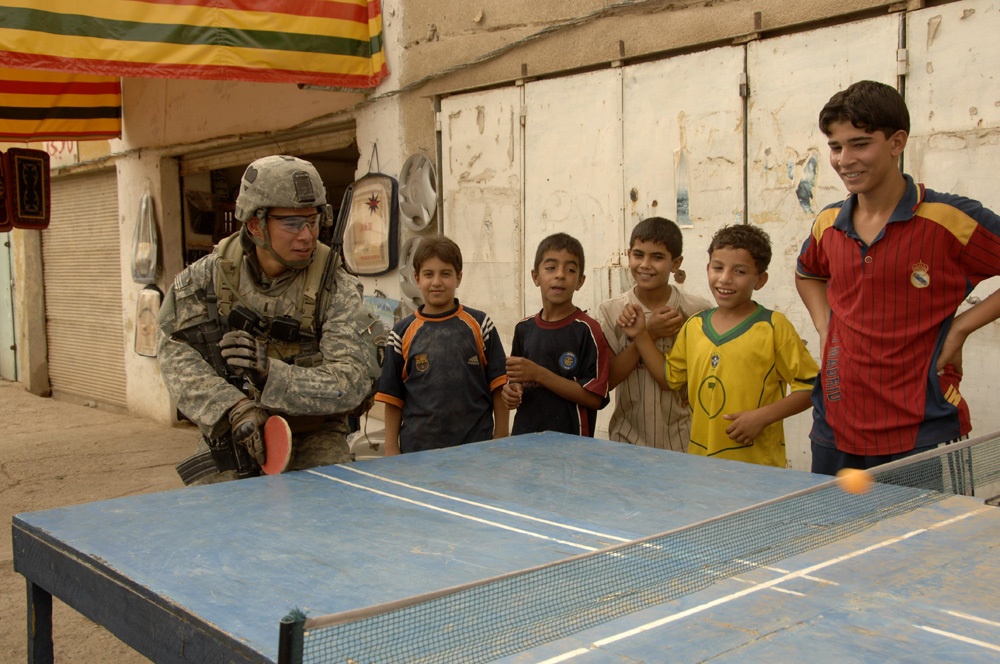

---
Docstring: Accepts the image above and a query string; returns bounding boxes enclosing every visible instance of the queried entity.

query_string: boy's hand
[617,304,646,340]
[647,306,684,340]
[677,383,689,408]
[501,381,523,409]
[505,356,539,384]
[936,326,967,375]
[723,410,768,446]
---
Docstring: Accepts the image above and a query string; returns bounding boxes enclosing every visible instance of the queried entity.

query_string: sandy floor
[0,380,198,663]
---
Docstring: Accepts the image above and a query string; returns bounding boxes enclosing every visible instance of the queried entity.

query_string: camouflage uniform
[158,229,372,482]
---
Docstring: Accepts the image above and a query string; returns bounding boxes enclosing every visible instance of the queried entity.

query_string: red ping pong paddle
[260,415,293,475]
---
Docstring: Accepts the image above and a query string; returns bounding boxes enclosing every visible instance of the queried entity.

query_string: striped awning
[0,0,388,141]
[0,68,122,141]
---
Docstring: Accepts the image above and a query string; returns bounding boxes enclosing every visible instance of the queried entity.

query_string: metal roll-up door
[42,171,127,409]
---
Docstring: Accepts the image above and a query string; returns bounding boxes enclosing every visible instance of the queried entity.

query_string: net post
[278,608,306,664]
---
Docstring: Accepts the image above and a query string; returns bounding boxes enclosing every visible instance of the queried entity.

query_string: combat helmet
[234,155,330,269]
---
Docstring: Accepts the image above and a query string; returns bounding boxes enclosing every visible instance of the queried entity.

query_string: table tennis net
[280,433,1000,664]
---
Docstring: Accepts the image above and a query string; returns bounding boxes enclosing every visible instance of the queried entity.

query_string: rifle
[174,290,264,484]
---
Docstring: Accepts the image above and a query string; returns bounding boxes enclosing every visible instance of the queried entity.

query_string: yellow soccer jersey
[665,304,818,467]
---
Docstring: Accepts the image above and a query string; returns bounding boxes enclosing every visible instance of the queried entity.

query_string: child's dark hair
[533,232,585,272]
[819,80,910,138]
[630,217,683,258]
[413,235,463,274]
[708,224,772,273]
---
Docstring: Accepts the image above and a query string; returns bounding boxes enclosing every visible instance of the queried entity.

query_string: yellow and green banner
[0,0,388,88]
[0,68,122,141]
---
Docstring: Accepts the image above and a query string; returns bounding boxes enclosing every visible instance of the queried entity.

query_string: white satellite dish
[398,154,437,231]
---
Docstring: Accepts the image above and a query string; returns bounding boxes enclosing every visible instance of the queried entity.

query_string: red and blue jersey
[797,176,1000,455]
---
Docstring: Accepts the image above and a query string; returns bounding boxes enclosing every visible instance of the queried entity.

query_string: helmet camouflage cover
[234,155,327,223]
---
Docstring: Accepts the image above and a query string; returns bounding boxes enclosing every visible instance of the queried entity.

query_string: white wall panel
[523,69,624,317]
[441,87,524,347]
[747,15,900,467]
[905,0,1000,440]
[622,46,744,305]
[748,16,900,336]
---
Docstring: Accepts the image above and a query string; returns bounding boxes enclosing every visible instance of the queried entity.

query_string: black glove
[220,329,269,390]
[228,398,268,465]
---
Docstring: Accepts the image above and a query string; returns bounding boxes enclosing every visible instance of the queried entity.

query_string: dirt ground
[0,379,199,663]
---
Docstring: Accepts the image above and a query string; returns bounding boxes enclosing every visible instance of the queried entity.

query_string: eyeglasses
[267,212,322,234]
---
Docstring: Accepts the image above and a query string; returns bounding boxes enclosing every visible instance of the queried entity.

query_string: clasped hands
[616,303,683,341]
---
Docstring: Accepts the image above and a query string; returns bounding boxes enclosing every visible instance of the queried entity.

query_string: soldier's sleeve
[156,260,245,436]
[260,268,372,416]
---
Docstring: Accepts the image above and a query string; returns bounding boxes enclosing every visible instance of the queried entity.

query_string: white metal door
[523,68,624,317]
[440,87,524,347]
[746,15,900,339]
[905,0,1000,438]
[42,172,127,408]
[622,46,745,305]
[748,13,908,467]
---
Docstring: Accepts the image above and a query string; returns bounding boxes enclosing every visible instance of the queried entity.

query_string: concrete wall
[10,228,48,395]
[120,78,366,150]
[113,152,182,421]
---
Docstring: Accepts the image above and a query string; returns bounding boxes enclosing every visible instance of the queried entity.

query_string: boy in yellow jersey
[621,224,817,467]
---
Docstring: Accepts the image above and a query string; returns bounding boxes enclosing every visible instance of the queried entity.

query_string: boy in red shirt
[796,80,1000,474]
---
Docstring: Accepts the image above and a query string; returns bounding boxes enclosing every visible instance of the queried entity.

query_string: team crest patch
[711,352,720,369]
[559,352,578,370]
[910,260,930,289]
[415,353,429,372]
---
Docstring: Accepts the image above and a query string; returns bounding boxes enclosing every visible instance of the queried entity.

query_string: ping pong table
[12,432,1000,663]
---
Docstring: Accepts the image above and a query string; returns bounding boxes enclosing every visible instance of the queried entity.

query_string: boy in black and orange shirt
[375,235,508,454]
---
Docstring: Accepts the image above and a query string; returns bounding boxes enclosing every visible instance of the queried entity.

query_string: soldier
[158,155,380,484]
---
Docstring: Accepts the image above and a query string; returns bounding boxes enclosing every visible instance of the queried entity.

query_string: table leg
[26,581,53,664]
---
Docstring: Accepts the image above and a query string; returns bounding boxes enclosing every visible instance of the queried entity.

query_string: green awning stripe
[4,7,378,59]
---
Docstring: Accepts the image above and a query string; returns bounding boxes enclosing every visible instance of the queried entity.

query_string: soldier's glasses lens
[268,213,321,233]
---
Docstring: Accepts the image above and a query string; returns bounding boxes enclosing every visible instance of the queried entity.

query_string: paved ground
[0,379,199,663]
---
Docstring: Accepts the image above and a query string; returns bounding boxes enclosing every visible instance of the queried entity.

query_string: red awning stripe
[2,51,381,88]
[0,80,124,95]
[130,0,371,23]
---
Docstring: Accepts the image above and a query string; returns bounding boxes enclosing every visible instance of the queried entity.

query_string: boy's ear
[530,269,540,287]
[754,271,769,290]
[576,272,586,290]
[671,255,684,272]
[889,129,908,156]
[456,271,463,287]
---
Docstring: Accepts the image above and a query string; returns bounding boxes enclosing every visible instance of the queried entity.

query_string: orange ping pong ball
[836,468,873,495]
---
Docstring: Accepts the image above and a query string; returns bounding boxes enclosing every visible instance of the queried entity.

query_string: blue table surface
[505,493,1000,663]
[12,433,837,660]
